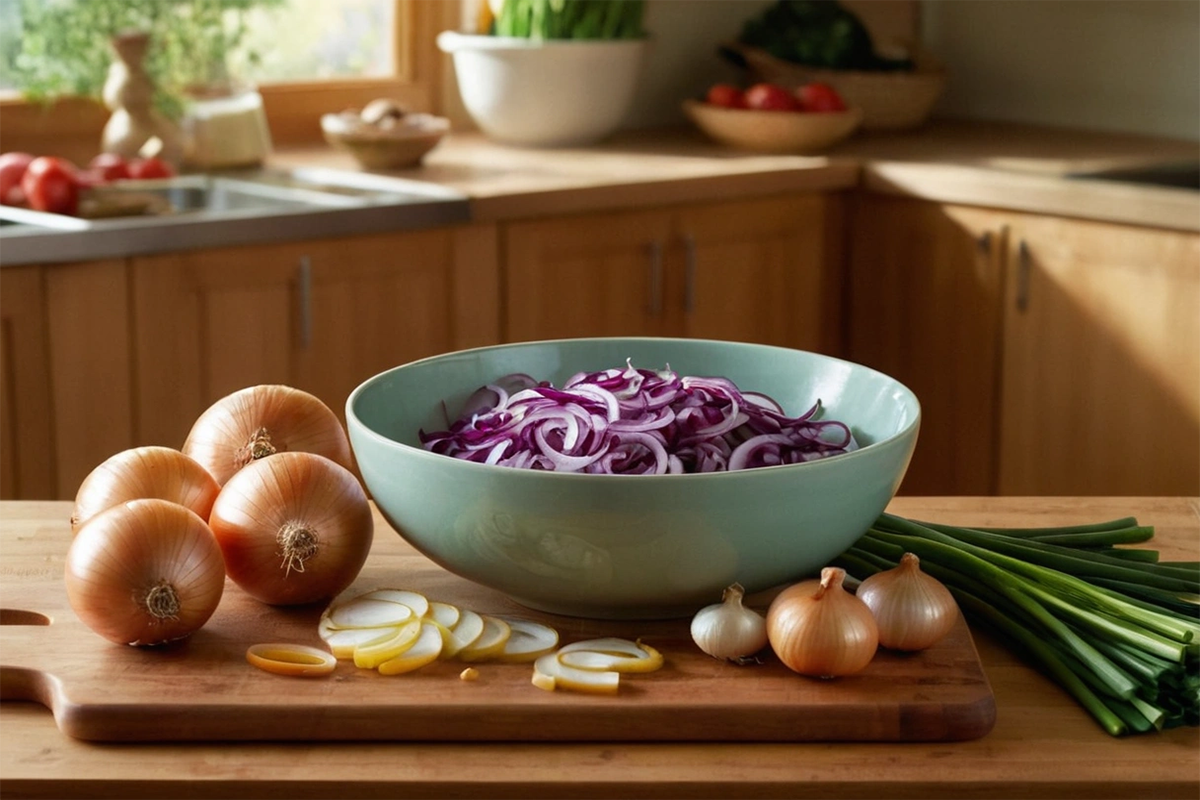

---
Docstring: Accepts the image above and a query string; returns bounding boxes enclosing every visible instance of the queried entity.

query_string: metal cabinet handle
[1015,240,1031,312]
[297,255,313,347]
[976,230,992,256]
[647,240,664,316]
[682,233,697,314]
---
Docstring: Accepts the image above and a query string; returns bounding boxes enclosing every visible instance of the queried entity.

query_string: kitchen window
[0,0,451,151]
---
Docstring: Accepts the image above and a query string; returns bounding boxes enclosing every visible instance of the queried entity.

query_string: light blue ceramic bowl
[346,338,920,619]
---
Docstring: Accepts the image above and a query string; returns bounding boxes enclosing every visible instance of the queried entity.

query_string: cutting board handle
[1,608,51,626]
[2,607,56,705]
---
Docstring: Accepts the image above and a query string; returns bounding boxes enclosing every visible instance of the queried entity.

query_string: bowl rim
[681,97,865,122]
[346,336,921,483]
[437,30,651,53]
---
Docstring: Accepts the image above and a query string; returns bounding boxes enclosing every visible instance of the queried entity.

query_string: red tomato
[744,83,803,112]
[88,152,132,182]
[127,157,175,180]
[21,156,80,216]
[0,151,35,206]
[797,82,847,112]
[705,83,747,109]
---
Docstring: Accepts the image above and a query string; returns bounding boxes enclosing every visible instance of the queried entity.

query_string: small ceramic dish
[683,99,863,154]
[321,110,450,170]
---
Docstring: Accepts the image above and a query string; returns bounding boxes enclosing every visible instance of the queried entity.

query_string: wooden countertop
[2,496,1197,800]
[271,119,1200,231]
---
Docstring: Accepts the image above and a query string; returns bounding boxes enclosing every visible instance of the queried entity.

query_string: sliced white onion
[427,600,461,630]
[246,643,337,677]
[559,642,664,673]
[357,588,430,618]
[328,598,414,629]
[378,621,444,675]
[353,619,422,670]
[458,615,512,662]
[442,608,485,658]
[496,618,560,662]
[532,652,619,694]
[321,625,400,659]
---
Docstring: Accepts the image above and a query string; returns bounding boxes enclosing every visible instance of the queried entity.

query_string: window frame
[0,0,455,153]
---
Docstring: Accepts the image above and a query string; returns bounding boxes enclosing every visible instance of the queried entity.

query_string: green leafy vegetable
[492,0,645,40]
[833,513,1200,736]
[736,0,912,72]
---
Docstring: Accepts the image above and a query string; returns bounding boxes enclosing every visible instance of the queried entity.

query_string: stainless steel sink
[0,167,471,265]
[1067,160,1200,191]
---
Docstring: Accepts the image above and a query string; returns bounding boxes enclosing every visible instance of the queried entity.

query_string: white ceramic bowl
[438,32,647,147]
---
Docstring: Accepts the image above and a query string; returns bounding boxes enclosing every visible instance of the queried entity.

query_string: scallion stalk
[835,512,1200,737]
[493,0,644,40]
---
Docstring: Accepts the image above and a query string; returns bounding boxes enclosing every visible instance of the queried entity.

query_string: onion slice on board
[378,621,444,675]
[246,643,337,677]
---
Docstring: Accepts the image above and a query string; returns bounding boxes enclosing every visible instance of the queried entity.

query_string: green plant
[1,0,282,119]
[491,0,645,40]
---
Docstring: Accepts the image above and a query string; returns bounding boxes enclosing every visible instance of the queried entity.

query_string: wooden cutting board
[0,503,995,743]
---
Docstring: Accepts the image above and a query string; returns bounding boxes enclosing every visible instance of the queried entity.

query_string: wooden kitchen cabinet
[46,260,137,499]
[997,214,1199,496]
[848,194,1199,496]
[0,267,54,499]
[131,225,499,452]
[503,193,844,353]
[847,196,1008,496]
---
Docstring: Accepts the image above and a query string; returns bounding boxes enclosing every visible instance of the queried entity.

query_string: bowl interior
[350,337,916,454]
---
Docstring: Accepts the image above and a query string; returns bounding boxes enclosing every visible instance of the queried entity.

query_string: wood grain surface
[1,502,993,744]
[2,497,1197,800]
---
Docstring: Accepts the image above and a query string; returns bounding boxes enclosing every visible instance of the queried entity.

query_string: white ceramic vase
[438,32,648,147]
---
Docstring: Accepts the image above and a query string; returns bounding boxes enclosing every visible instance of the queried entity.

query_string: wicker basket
[730,43,947,131]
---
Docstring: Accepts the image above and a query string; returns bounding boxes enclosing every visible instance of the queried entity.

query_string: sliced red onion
[418,361,858,475]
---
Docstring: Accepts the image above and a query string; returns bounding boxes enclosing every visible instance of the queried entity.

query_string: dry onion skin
[208,451,373,606]
[70,446,220,535]
[856,552,959,651]
[182,384,354,486]
[65,499,226,646]
[766,567,879,678]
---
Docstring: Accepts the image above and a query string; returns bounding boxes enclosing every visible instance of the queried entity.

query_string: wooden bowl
[683,99,863,154]
[729,43,947,131]
[321,113,450,170]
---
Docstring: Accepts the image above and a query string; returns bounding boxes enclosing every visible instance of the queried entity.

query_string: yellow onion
[183,384,354,486]
[766,567,878,678]
[856,552,959,651]
[70,446,220,535]
[208,451,373,606]
[65,499,226,646]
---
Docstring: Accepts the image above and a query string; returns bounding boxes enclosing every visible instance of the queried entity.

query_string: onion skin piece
[208,451,373,606]
[70,446,220,535]
[65,499,226,646]
[183,384,355,486]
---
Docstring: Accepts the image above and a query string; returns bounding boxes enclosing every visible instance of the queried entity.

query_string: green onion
[494,0,645,40]
[833,512,1200,737]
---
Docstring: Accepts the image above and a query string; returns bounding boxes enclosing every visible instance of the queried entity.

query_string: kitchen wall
[922,0,1199,140]
[626,0,1199,142]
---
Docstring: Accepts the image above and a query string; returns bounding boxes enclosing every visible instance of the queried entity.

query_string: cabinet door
[45,261,136,498]
[846,195,1008,496]
[133,228,493,450]
[674,194,843,352]
[503,209,675,342]
[0,267,53,499]
[999,216,1199,495]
